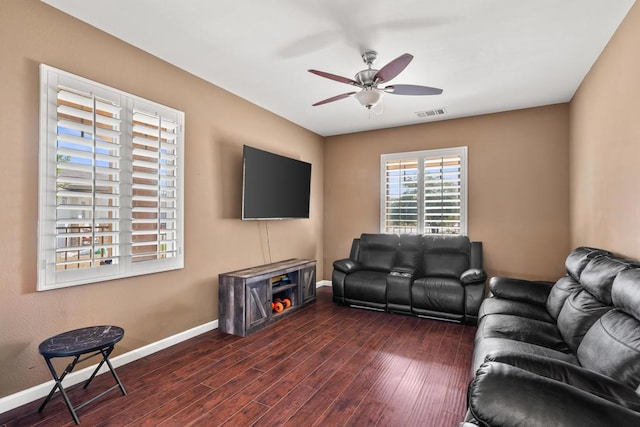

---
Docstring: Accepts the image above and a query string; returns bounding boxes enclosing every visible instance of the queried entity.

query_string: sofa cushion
[556,290,611,353]
[546,275,583,320]
[477,314,569,352]
[396,234,423,271]
[412,276,464,314]
[577,269,640,389]
[472,337,577,373]
[579,255,630,305]
[344,270,388,305]
[422,235,470,278]
[611,268,640,320]
[578,310,640,390]
[358,233,399,272]
[565,247,610,281]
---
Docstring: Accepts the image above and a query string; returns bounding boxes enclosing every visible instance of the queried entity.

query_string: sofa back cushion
[556,290,611,353]
[422,235,470,278]
[580,255,631,305]
[565,247,610,281]
[396,234,424,271]
[577,268,640,389]
[546,276,583,320]
[545,247,611,320]
[556,255,630,353]
[358,233,399,272]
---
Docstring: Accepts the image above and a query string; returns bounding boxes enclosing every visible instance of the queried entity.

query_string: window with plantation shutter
[38,65,184,291]
[381,147,467,235]
[130,109,180,263]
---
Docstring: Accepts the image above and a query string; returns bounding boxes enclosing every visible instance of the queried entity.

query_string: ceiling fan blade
[308,69,360,86]
[312,92,357,106]
[384,84,443,95]
[373,53,413,83]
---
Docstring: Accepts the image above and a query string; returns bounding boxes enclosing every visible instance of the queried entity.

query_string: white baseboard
[0,320,218,415]
[316,280,331,288]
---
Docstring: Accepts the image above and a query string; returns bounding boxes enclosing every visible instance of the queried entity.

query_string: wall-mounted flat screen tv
[242,145,312,220]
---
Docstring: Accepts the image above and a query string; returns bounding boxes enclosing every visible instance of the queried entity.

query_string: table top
[220,258,315,279]
[39,326,124,358]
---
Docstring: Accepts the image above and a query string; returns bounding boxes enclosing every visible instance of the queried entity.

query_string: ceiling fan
[309,50,443,111]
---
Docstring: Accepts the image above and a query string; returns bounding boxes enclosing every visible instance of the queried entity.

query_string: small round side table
[38,325,127,424]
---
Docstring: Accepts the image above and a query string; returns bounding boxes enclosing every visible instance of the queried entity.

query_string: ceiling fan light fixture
[355,88,383,109]
[309,51,442,111]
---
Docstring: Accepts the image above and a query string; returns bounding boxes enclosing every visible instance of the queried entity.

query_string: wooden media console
[218,259,316,336]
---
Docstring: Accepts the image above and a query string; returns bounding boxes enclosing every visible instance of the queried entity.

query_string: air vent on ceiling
[415,108,446,118]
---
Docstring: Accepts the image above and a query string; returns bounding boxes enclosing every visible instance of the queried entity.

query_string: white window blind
[54,87,122,271]
[131,109,179,262]
[424,154,463,234]
[381,147,467,235]
[38,65,184,291]
[383,158,419,234]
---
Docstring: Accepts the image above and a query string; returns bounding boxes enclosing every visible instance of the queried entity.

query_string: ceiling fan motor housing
[355,69,378,86]
[356,50,379,86]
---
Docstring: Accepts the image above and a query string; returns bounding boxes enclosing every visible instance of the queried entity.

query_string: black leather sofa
[332,233,487,323]
[465,247,640,426]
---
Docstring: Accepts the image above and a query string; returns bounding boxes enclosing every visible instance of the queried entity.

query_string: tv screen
[242,145,312,220]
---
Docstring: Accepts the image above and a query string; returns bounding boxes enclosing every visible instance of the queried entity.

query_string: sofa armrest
[468,361,640,427]
[460,268,487,285]
[488,276,553,306]
[333,258,360,274]
[483,351,640,411]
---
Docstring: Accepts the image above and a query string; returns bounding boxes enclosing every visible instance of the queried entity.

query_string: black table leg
[38,355,81,425]
[82,346,126,396]
[83,346,110,390]
[102,348,127,396]
[38,345,126,424]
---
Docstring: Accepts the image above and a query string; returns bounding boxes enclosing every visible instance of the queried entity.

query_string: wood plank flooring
[1,287,476,426]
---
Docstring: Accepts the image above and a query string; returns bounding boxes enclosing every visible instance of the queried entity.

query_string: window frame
[38,64,185,291]
[380,146,468,235]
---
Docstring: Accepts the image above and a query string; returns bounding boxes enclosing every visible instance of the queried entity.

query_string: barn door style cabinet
[218,259,317,337]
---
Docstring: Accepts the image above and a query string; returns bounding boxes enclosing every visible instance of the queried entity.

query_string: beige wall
[0,1,324,398]
[570,1,640,259]
[324,105,571,281]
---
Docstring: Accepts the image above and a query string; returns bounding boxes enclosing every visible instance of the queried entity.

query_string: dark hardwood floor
[1,287,476,426]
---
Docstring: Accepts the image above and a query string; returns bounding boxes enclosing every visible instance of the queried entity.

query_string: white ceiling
[43,0,635,137]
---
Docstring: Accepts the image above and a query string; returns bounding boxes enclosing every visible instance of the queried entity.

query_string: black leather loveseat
[465,247,640,426]
[332,233,486,323]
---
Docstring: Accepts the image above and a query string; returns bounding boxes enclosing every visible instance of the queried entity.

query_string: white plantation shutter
[382,158,419,233]
[130,109,179,262]
[38,65,184,291]
[424,153,463,234]
[54,87,122,271]
[381,147,467,235]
